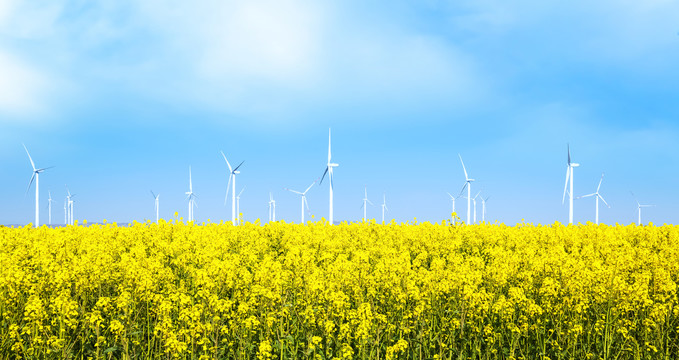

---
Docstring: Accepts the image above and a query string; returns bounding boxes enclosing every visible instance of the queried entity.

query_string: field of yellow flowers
[1,219,678,359]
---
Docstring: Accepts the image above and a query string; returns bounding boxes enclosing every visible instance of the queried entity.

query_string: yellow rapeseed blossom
[0,221,677,358]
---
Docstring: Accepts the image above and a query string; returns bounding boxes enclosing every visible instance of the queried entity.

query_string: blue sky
[1,0,678,225]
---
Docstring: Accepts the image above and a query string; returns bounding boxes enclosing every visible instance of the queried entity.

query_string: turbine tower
[185,167,197,222]
[236,187,245,224]
[285,181,315,223]
[222,151,244,226]
[151,191,160,223]
[576,173,609,224]
[360,186,374,222]
[446,192,459,224]
[631,192,654,225]
[562,144,580,224]
[381,193,389,224]
[320,128,339,224]
[23,144,52,227]
[458,154,475,225]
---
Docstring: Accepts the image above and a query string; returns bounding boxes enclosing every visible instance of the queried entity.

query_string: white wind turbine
[381,193,389,224]
[631,192,654,226]
[319,129,339,225]
[576,173,609,224]
[23,144,52,227]
[236,187,245,224]
[458,154,475,225]
[151,191,160,223]
[185,167,197,222]
[446,192,459,224]
[361,186,374,222]
[480,195,490,223]
[47,191,55,225]
[221,151,244,226]
[268,192,276,222]
[472,191,481,224]
[65,186,75,225]
[285,181,315,223]
[562,144,580,224]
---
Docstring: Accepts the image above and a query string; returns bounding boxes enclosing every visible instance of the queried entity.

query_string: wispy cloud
[0,51,51,119]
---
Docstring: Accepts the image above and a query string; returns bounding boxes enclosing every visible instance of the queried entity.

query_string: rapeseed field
[0,220,677,359]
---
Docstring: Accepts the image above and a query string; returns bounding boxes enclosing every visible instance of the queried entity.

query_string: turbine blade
[598,194,610,208]
[597,173,604,192]
[367,199,374,206]
[237,186,246,197]
[23,144,36,171]
[26,173,36,194]
[458,182,468,198]
[576,193,595,199]
[286,188,303,195]
[221,151,232,172]
[567,143,571,165]
[458,154,469,180]
[304,181,316,194]
[319,167,329,184]
[233,160,244,172]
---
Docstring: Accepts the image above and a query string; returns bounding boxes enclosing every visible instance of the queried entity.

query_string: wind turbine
[458,154,475,225]
[221,151,244,225]
[562,144,580,224]
[631,192,654,225]
[319,128,339,224]
[268,192,276,222]
[23,144,52,227]
[151,191,160,223]
[576,173,609,224]
[360,186,374,222]
[285,181,315,223]
[236,187,245,224]
[480,195,490,223]
[185,167,197,222]
[65,186,75,225]
[47,191,55,225]
[381,193,389,224]
[472,191,481,224]
[446,192,459,224]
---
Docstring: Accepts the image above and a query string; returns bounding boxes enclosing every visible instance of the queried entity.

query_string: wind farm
[3,137,670,227]
[1,1,678,358]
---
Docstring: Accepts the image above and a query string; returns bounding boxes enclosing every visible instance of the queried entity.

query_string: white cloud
[127,0,489,121]
[0,51,50,118]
